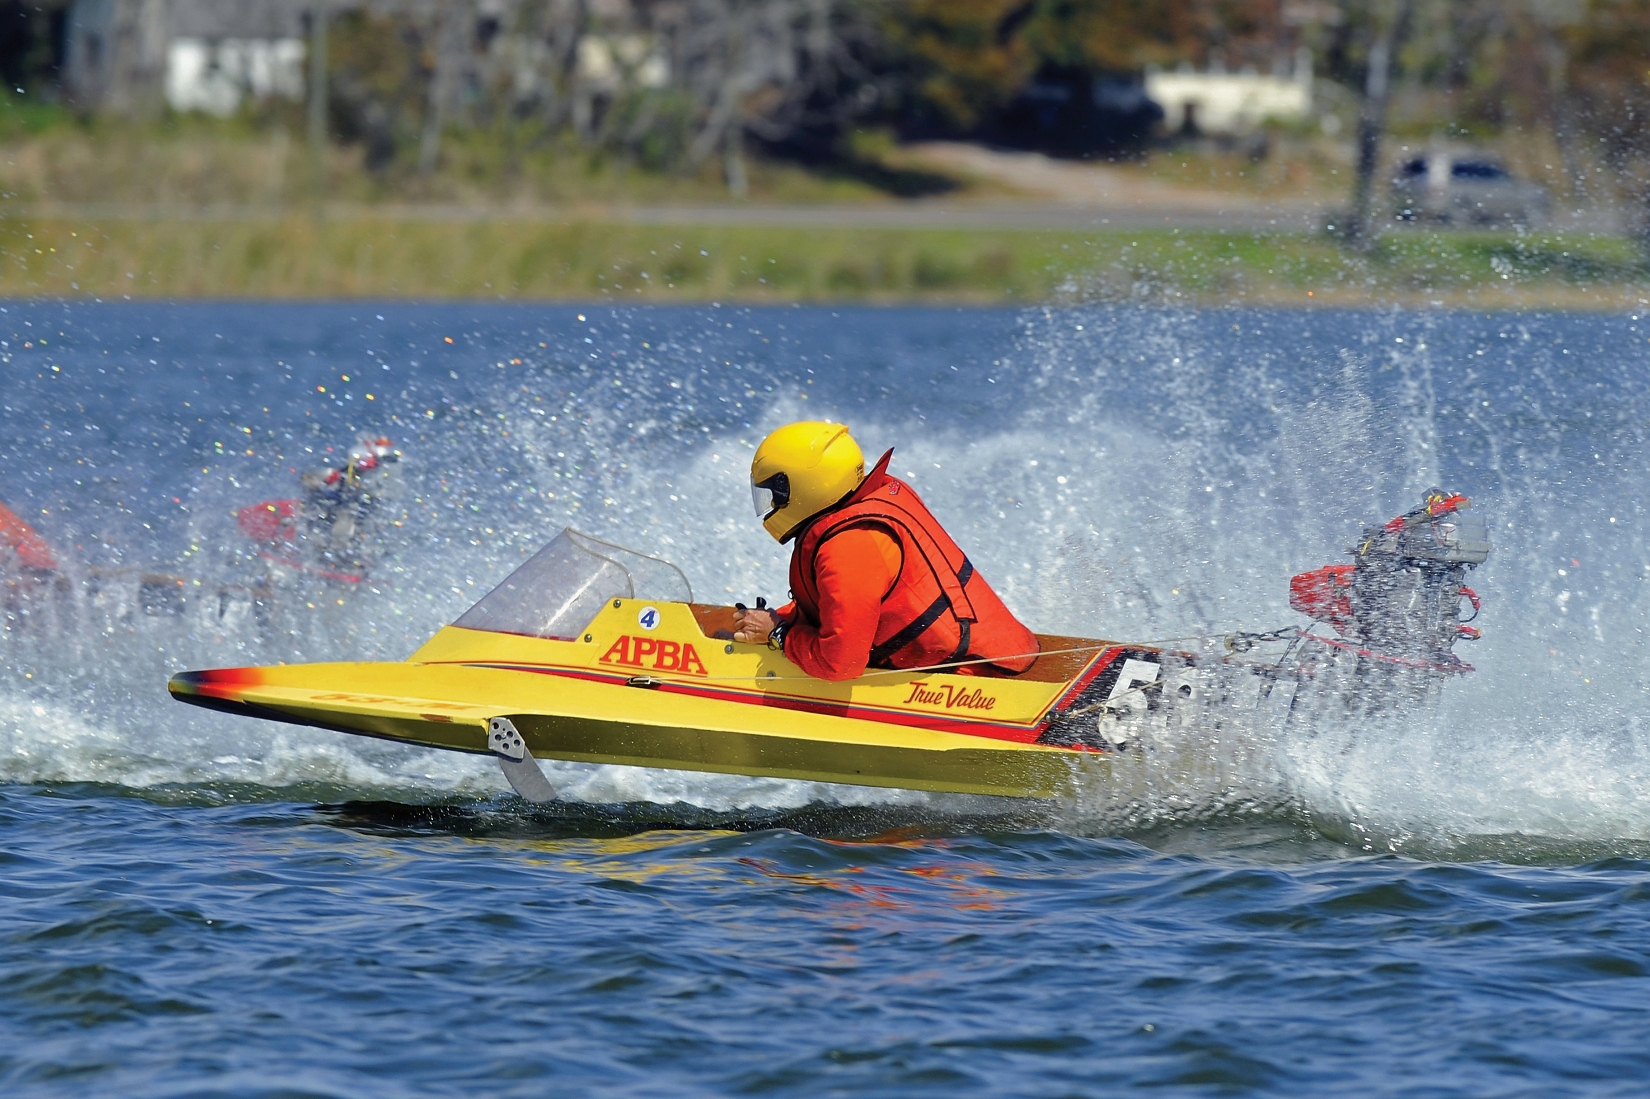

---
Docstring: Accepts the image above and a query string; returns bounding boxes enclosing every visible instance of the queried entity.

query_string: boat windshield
[454,528,693,640]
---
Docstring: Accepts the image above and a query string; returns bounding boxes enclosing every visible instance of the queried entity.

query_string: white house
[575,34,669,93]
[165,37,305,115]
[66,0,308,115]
[1145,49,1313,137]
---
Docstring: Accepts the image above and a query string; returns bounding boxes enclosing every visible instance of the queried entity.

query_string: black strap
[866,556,977,668]
[949,560,976,665]
[868,592,951,667]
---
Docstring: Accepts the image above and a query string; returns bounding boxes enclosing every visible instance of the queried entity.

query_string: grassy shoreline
[0,213,1644,308]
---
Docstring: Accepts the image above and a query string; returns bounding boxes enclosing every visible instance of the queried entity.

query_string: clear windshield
[453,528,693,640]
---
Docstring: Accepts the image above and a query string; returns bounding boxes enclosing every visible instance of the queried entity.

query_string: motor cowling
[236,499,298,544]
[1288,564,1355,634]
[1289,490,1490,664]
[233,432,404,581]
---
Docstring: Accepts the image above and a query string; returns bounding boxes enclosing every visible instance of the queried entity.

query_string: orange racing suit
[775,450,1038,682]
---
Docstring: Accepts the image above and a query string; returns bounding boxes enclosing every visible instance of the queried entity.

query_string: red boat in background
[3,432,404,641]
[1,498,70,636]
[0,499,58,573]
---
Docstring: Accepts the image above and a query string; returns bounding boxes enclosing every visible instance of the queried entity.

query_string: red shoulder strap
[834,477,977,623]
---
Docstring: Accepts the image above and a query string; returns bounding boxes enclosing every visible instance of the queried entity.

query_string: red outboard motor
[1289,490,1490,668]
[235,433,402,581]
[236,498,299,544]
[1289,564,1355,635]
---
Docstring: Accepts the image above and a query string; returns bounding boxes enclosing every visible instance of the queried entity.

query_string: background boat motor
[486,717,558,804]
[1289,489,1490,665]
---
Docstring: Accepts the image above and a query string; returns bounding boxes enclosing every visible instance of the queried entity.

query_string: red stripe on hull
[462,657,1122,745]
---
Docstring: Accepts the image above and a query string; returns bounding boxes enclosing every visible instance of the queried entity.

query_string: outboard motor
[235,433,403,581]
[1290,490,1490,670]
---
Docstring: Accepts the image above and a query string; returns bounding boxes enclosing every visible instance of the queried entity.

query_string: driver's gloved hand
[732,598,779,644]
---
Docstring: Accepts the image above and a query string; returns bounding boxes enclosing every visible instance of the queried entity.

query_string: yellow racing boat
[169,500,1490,801]
[167,529,1205,800]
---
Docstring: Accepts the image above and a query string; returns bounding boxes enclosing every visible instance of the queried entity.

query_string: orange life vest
[788,450,1038,675]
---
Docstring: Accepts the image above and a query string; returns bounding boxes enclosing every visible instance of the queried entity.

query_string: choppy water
[3,301,1649,1095]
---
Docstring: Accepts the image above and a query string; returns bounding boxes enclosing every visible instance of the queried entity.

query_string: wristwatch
[767,620,788,651]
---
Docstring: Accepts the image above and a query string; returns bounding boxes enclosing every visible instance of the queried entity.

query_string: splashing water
[4,301,1649,855]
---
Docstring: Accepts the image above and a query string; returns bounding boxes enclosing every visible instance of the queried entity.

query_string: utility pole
[308,1,329,198]
[1344,0,1414,249]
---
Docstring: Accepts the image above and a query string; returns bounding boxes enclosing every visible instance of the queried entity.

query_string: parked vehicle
[1391,151,1548,226]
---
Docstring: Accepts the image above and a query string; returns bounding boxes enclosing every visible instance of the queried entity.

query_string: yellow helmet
[750,421,866,542]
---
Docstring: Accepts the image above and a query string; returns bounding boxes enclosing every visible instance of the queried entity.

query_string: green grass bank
[0,215,1644,307]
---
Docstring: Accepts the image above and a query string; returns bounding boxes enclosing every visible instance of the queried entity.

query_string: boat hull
[168,659,1101,799]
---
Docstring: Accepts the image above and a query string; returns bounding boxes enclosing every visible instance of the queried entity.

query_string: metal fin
[487,717,557,804]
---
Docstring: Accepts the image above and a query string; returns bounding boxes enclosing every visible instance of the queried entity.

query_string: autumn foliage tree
[881,0,1293,133]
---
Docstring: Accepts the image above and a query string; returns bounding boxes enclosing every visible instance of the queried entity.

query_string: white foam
[6,305,1650,845]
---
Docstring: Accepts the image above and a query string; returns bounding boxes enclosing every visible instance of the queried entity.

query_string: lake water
[2,301,1649,1096]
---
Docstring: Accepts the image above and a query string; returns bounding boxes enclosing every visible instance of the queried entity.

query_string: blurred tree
[1385,0,1650,244]
[1564,0,1650,247]
[880,0,1034,131]
[501,0,584,135]
[327,8,433,172]
[882,0,1291,136]
[662,0,886,191]
[1396,1,1573,148]
[1345,0,1411,248]
[418,0,472,175]
[0,0,65,96]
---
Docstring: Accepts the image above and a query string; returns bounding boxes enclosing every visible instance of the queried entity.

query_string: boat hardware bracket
[487,717,558,804]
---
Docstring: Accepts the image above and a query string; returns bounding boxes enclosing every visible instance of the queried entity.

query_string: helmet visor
[751,472,791,519]
[751,481,775,518]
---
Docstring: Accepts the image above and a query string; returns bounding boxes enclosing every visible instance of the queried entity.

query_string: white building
[575,34,669,94]
[165,37,305,115]
[1145,50,1313,137]
[66,0,309,115]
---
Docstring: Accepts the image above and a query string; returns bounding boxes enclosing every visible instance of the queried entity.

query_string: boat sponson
[167,661,1096,798]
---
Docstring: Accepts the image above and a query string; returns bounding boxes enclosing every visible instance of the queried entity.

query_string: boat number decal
[600,635,709,676]
[1106,659,1161,704]
[1051,648,1165,716]
[637,606,660,630]
[902,681,997,711]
